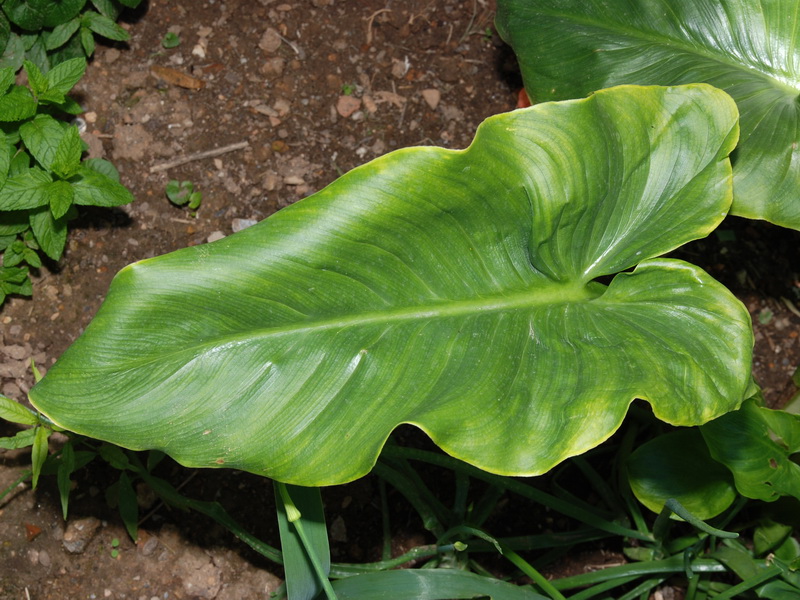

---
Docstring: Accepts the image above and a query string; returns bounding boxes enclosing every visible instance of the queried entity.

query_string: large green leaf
[495,0,800,229]
[29,85,752,486]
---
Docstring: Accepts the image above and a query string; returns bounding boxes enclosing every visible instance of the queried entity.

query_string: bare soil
[1,1,799,598]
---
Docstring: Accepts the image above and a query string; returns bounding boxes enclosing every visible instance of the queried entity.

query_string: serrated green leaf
[9,149,30,175]
[628,428,737,519]
[0,394,38,425]
[51,125,82,177]
[28,205,67,260]
[24,34,48,73]
[0,33,25,72]
[0,211,30,235]
[45,56,85,95]
[23,58,47,95]
[701,398,800,502]
[90,0,120,19]
[83,157,120,181]
[495,0,800,230]
[3,0,46,30]
[0,12,10,58]
[0,233,15,250]
[48,180,74,219]
[81,10,127,41]
[0,167,51,210]
[79,25,94,56]
[72,165,133,207]
[46,17,81,51]
[0,132,10,187]
[0,66,14,93]
[0,86,36,121]
[20,114,64,169]
[22,245,41,268]
[30,425,49,488]
[41,0,87,29]
[117,0,142,7]
[37,89,65,104]
[3,240,24,266]
[0,265,32,298]
[48,31,85,65]
[28,85,753,486]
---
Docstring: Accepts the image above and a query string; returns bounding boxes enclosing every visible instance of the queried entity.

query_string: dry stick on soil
[364,8,391,45]
[149,141,250,173]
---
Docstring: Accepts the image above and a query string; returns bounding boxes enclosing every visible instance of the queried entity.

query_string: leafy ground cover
[1,0,799,598]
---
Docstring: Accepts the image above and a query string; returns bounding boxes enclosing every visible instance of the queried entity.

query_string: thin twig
[149,141,249,173]
[365,8,391,45]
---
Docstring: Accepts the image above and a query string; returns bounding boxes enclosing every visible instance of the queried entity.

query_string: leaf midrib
[537,7,800,96]
[99,280,603,370]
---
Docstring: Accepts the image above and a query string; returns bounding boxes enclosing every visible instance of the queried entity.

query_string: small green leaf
[31,426,49,489]
[50,125,82,177]
[165,179,193,205]
[161,32,180,49]
[0,211,30,236]
[57,441,76,519]
[0,86,36,121]
[82,11,128,41]
[44,56,85,95]
[0,33,25,72]
[29,205,68,260]
[98,443,130,470]
[0,394,38,425]
[79,26,94,56]
[628,429,737,519]
[3,0,46,30]
[0,168,52,210]
[23,59,47,95]
[0,428,37,449]
[20,114,65,168]
[72,166,134,207]
[90,0,121,20]
[0,66,15,93]
[187,191,202,210]
[23,35,49,73]
[48,180,75,219]
[118,0,142,8]
[754,520,794,557]
[83,157,120,181]
[22,246,41,268]
[36,89,66,105]
[117,472,139,541]
[46,17,81,51]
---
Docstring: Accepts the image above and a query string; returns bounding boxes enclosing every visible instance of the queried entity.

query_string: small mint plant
[0,58,133,305]
[0,0,144,73]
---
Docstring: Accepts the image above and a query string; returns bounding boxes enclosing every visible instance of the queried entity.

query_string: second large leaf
[29,85,752,486]
[496,0,800,229]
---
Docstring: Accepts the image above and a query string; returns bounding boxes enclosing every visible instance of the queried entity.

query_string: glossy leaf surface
[495,0,800,229]
[701,398,800,502]
[30,85,752,485]
[627,429,737,518]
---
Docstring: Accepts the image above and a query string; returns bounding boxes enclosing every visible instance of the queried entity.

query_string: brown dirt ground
[1,0,799,598]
